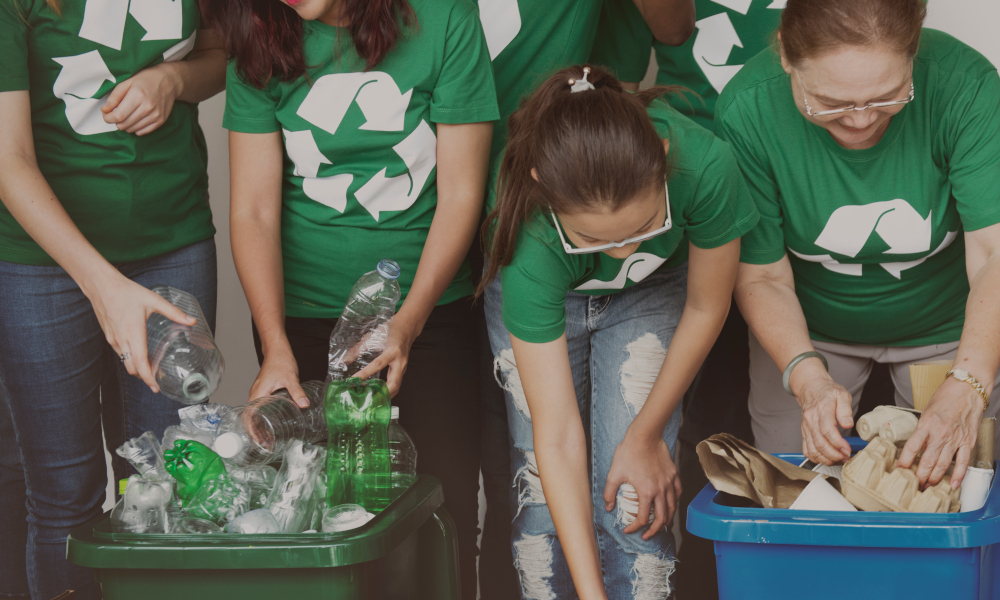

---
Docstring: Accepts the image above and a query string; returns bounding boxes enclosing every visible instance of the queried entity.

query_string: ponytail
[477,65,679,297]
[203,0,415,89]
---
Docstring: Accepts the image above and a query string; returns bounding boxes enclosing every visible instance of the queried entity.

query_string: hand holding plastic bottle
[248,344,309,408]
[353,315,416,396]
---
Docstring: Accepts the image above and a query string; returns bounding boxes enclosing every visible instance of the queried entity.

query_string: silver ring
[120,352,131,362]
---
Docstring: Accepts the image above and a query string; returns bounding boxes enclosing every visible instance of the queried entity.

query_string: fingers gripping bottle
[326,260,401,382]
[324,377,393,513]
[146,285,225,404]
[388,406,417,500]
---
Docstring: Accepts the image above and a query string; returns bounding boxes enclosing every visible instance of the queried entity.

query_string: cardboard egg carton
[841,437,961,513]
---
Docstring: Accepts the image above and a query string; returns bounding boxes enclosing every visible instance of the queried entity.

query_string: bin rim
[67,475,445,569]
[686,444,1000,549]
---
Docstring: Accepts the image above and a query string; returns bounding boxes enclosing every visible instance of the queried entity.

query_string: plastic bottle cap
[213,432,244,458]
[391,406,399,420]
[376,259,401,280]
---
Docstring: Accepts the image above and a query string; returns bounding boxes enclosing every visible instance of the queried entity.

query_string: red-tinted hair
[202,0,415,88]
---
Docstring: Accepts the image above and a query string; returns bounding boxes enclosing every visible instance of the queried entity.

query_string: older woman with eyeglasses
[717,0,1000,489]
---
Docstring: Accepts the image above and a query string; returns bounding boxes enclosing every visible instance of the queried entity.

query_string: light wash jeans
[484,263,687,600]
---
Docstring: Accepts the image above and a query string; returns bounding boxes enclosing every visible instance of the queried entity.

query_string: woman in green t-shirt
[207,0,497,596]
[718,0,1000,488]
[480,65,757,599]
[0,0,225,597]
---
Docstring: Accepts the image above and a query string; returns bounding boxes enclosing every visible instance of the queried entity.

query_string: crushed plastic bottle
[326,260,401,381]
[173,517,223,534]
[388,406,417,500]
[146,285,225,404]
[184,473,250,525]
[212,390,328,467]
[161,424,215,451]
[116,431,168,480]
[321,504,374,533]
[179,402,230,435]
[324,377,392,513]
[226,508,282,534]
[163,440,228,503]
[229,464,278,510]
[305,471,328,532]
[110,476,176,533]
[266,440,326,533]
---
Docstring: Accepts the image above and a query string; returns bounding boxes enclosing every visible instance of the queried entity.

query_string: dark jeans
[252,297,482,600]
[0,239,217,600]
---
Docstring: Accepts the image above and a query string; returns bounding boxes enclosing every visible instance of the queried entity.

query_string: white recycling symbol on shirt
[692,0,785,94]
[575,253,668,291]
[51,0,195,135]
[478,0,521,60]
[285,71,437,221]
[789,199,959,279]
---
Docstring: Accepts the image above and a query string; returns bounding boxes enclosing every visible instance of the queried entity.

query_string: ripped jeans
[484,263,686,600]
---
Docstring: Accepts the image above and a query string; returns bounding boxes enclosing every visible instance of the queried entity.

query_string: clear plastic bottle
[326,260,401,382]
[212,385,328,466]
[265,440,326,533]
[146,285,225,404]
[388,406,417,500]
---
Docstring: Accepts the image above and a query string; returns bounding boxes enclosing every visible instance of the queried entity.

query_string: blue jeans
[0,239,216,600]
[485,263,686,600]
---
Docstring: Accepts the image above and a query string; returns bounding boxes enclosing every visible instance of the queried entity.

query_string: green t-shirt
[224,0,499,319]
[476,0,602,161]
[716,29,1000,347]
[590,0,782,131]
[0,0,214,266]
[495,100,759,343]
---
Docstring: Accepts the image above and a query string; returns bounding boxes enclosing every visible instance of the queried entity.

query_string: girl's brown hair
[478,65,677,296]
[779,0,926,66]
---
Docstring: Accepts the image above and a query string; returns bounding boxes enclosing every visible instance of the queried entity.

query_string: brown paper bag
[696,433,822,508]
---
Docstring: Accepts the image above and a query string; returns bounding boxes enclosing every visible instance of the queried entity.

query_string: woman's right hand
[86,269,197,393]
[249,346,309,408]
[791,361,854,465]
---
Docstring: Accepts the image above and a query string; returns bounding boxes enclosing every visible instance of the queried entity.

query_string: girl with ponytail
[207,0,498,596]
[480,65,758,599]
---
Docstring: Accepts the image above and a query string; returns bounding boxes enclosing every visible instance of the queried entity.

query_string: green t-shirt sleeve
[682,137,760,249]
[0,0,30,92]
[222,61,281,133]
[589,0,653,83]
[945,70,1000,232]
[715,104,784,264]
[429,4,500,124]
[500,225,577,344]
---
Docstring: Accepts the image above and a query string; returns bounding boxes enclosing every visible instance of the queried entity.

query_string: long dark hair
[202,0,415,88]
[478,65,678,297]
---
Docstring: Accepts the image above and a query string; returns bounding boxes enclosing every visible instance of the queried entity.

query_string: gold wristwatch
[946,368,990,410]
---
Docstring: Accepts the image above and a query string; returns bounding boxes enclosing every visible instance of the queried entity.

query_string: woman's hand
[789,359,854,465]
[602,430,681,541]
[102,63,182,136]
[899,377,984,488]
[354,316,419,396]
[86,269,197,393]
[249,346,308,408]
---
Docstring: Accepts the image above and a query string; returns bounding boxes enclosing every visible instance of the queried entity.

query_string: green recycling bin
[67,476,459,600]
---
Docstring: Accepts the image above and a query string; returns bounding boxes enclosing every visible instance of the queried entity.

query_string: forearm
[161,48,226,104]
[953,253,1000,394]
[230,210,289,357]
[633,0,695,45]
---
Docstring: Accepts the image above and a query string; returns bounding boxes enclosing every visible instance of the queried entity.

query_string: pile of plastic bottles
[111,260,417,535]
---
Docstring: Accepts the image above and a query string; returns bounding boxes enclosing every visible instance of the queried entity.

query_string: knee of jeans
[494,348,531,420]
[512,533,558,600]
[627,551,677,600]
[620,333,667,417]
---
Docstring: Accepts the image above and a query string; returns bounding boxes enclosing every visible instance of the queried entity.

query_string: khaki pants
[748,333,1000,458]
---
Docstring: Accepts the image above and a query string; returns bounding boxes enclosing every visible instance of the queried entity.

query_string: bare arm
[355,122,493,394]
[228,130,309,406]
[102,29,226,136]
[735,256,854,464]
[0,91,196,389]
[602,239,739,538]
[633,0,695,46]
[510,333,607,600]
[900,222,1000,486]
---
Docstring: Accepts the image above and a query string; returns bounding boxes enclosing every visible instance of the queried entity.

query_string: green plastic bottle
[324,377,392,513]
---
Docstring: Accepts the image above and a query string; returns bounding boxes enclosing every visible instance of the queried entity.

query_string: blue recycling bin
[687,438,1000,600]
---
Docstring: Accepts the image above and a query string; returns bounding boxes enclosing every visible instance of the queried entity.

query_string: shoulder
[647,98,731,174]
[917,28,998,90]
[408,0,480,28]
[715,46,786,126]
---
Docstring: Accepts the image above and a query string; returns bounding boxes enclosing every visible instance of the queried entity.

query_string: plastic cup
[960,467,994,513]
[790,476,858,512]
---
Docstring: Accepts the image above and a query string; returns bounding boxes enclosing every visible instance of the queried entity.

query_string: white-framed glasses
[799,73,915,117]
[549,182,672,255]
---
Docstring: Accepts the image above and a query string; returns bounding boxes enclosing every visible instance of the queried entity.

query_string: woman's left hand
[102,63,181,136]
[602,429,681,541]
[353,317,419,397]
[898,377,985,488]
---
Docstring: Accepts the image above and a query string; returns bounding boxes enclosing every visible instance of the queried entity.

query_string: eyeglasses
[550,182,672,255]
[799,74,915,117]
